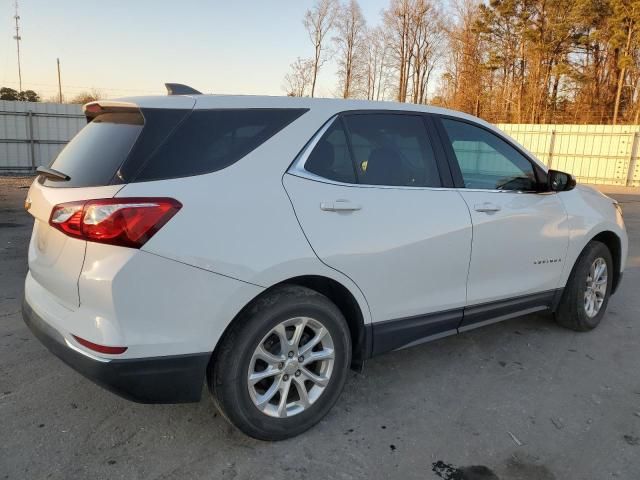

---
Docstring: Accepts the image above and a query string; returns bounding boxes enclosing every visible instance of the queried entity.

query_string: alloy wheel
[584,257,607,318]
[247,317,335,418]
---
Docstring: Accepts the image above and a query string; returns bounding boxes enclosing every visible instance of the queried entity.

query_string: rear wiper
[36,166,70,182]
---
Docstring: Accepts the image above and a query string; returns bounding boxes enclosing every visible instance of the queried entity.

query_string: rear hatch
[26,96,305,309]
[26,99,192,309]
[27,182,125,309]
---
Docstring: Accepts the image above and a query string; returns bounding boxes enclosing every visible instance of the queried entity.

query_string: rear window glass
[132,108,308,182]
[44,112,143,188]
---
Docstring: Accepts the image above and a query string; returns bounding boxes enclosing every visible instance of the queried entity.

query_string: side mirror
[547,169,576,192]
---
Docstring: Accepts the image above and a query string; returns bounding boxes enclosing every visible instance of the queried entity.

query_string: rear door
[26,110,146,309]
[284,112,472,353]
[435,116,569,329]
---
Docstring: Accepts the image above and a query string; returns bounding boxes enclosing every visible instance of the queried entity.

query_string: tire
[209,285,351,440]
[555,241,613,332]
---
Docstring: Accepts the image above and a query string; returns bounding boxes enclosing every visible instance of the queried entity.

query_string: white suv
[23,85,628,440]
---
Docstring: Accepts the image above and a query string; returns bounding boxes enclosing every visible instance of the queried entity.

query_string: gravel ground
[1,176,639,480]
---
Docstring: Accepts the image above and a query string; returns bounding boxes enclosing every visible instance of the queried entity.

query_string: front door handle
[320,200,362,212]
[474,202,501,213]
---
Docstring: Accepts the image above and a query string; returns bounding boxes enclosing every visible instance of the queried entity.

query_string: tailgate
[26,179,124,310]
[25,98,195,310]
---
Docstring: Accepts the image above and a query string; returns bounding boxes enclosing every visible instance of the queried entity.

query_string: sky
[0,0,392,101]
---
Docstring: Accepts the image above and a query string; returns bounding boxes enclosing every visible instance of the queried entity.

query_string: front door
[436,117,569,329]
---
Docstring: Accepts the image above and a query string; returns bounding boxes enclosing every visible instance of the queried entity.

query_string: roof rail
[164,83,202,95]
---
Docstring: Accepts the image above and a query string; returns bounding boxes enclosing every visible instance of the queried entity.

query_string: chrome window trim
[287,113,551,194]
[289,115,339,179]
[287,168,551,194]
[287,169,453,191]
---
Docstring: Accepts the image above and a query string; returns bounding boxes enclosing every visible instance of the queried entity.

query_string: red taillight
[49,198,182,248]
[72,335,127,355]
[49,201,85,237]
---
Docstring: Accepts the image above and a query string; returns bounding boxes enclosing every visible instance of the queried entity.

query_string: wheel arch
[211,275,371,374]
[590,230,622,294]
[566,230,622,295]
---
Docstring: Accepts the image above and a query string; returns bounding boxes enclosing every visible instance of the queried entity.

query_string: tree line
[0,86,104,104]
[284,0,640,125]
[0,87,40,102]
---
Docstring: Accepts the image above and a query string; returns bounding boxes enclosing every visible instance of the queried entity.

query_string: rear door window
[303,113,441,188]
[44,112,143,188]
[343,114,440,187]
[133,109,307,182]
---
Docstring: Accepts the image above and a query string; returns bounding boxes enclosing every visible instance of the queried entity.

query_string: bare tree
[438,0,485,114]
[283,57,315,97]
[382,0,444,103]
[68,88,104,104]
[612,0,639,124]
[304,0,339,97]
[366,26,392,100]
[409,0,444,104]
[383,0,413,102]
[333,0,367,98]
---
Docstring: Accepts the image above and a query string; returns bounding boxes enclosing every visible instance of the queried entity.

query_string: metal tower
[13,0,23,92]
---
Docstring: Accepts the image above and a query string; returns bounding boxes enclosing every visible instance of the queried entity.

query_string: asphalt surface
[1,176,639,480]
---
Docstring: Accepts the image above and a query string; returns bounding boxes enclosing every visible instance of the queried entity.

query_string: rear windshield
[44,108,306,187]
[44,112,143,188]
[130,108,307,182]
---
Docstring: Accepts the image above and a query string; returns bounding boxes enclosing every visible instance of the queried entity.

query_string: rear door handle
[320,200,362,212]
[474,202,501,213]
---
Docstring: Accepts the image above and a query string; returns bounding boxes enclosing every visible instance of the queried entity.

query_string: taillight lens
[49,201,85,237]
[49,198,182,248]
[72,335,127,355]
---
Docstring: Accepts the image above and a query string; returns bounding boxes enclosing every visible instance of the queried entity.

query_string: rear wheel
[209,285,351,440]
[555,241,613,332]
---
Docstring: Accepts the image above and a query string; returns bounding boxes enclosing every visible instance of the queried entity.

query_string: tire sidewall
[571,242,613,329]
[213,288,351,440]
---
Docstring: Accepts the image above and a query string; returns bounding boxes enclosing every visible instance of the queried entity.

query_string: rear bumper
[22,298,209,404]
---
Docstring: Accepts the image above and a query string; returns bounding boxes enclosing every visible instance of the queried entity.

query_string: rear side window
[344,114,440,187]
[45,113,143,188]
[303,113,440,187]
[133,109,307,181]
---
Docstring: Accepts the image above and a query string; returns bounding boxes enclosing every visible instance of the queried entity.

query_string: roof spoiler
[165,83,202,95]
[83,100,141,121]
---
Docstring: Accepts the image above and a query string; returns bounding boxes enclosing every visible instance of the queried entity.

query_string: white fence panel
[498,124,640,186]
[0,100,85,173]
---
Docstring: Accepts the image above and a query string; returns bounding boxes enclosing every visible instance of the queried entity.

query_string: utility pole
[57,58,63,103]
[13,0,23,92]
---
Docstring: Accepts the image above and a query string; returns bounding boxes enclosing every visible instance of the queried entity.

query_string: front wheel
[209,285,351,440]
[555,241,613,332]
